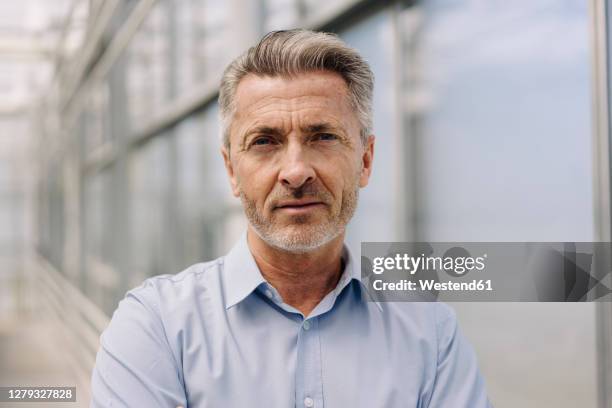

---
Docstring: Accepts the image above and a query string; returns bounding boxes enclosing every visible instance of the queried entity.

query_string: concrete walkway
[0,315,90,407]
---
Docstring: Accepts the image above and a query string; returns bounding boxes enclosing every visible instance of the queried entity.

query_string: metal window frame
[590,0,612,406]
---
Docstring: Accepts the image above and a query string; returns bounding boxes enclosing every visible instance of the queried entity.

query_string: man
[91,29,491,407]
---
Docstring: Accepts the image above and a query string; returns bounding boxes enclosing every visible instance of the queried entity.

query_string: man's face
[222,70,375,253]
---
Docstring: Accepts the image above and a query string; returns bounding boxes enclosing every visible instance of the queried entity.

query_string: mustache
[269,183,331,207]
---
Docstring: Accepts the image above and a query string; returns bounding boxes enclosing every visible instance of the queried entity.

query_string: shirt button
[303,320,311,331]
[265,289,273,299]
[304,397,314,407]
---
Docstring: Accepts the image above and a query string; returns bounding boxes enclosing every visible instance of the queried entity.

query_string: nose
[278,142,316,189]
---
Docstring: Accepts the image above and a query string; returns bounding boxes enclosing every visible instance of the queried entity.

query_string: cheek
[235,159,277,204]
[318,159,359,198]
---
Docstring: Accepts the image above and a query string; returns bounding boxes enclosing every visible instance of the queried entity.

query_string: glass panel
[84,81,110,154]
[403,2,597,407]
[127,135,171,287]
[264,0,300,31]
[339,8,400,251]
[174,0,231,96]
[173,105,236,268]
[303,0,354,20]
[413,0,593,242]
[173,116,208,269]
[174,0,204,95]
[0,200,23,248]
[125,1,171,130]
[201,0,232,79]
[47,164,65,271]
[84,169,119,314]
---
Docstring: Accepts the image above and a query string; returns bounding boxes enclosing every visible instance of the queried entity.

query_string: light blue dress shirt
[91,233,491,407]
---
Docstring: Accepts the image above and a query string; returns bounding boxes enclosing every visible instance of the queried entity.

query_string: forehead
[232,71,355,128]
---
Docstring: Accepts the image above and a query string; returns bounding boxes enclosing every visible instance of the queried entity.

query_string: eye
[253,138,270,145]
[250,136,277,148]
[313,133,338,142]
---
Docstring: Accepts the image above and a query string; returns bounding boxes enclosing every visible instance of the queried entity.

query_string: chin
[261,224,344,253]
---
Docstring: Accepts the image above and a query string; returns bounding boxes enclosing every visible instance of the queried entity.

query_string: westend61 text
[372,279,493,292]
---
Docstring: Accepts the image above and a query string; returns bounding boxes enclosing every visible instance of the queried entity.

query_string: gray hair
[218,29,374,150]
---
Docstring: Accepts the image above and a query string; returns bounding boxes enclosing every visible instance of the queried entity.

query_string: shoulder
[101,257,227,355]
[107,258,220,316]
[140,257,223,288]
[127,258,224,306]
[105,258,226,336]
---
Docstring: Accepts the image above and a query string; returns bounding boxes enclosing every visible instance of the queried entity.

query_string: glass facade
[413,0,593,242]
[29,0,611,406]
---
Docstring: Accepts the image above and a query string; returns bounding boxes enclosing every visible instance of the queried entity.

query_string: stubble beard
[240,182,360,254]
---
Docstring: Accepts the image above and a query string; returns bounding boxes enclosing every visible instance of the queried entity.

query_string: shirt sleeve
[426,304,493,408]
[90,281,187,408]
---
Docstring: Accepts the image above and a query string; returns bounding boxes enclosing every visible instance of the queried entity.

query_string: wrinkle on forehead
[230,71,359,148]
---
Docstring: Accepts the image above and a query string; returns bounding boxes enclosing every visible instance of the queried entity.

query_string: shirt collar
[222,231,381,311]
[344,244,383,311]
[222,232,267,309]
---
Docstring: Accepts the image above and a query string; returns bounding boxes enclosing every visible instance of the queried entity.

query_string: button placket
[295,317,323,408]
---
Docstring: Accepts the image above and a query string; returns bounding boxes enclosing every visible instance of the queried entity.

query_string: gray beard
[239,185,359,254]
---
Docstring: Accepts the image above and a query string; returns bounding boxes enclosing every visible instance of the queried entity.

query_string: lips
[275,199,324,209]
[273,198,326,215]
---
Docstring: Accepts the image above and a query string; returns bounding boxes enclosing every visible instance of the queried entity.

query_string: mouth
[274,200,326,214]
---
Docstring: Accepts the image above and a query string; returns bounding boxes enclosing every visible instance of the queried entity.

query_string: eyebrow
[246,123,338,135]
[245,125,285,138]
[239,122,343,150]
[301,123,339,134]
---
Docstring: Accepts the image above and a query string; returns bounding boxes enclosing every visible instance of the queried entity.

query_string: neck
[247,226,345,317]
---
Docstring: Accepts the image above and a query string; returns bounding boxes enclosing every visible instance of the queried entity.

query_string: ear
[221,146,240,197]
[359,135,375,188]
